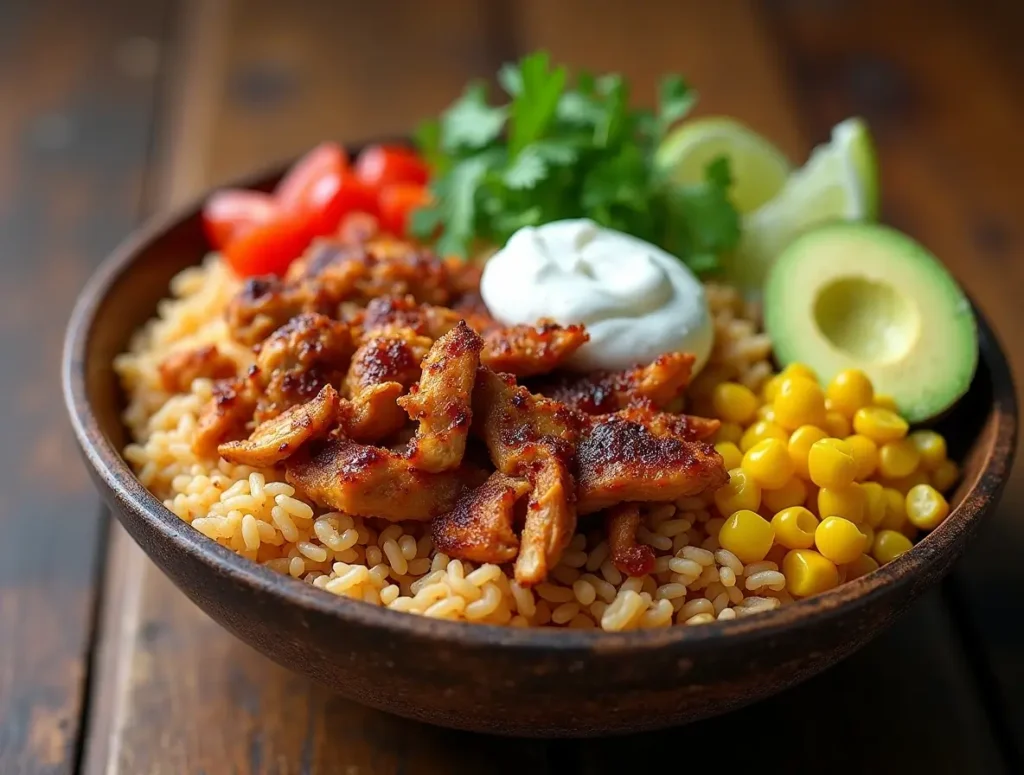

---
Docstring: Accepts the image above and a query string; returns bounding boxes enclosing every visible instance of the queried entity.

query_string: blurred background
[3,0,1023,772]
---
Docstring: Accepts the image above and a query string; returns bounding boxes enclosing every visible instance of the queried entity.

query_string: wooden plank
[765,0,1024,761]
[0,3,170,774]
[84,2,554,773]
[515,1,1011,771]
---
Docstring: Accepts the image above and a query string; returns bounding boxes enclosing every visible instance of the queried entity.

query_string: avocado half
[763,222,978,423]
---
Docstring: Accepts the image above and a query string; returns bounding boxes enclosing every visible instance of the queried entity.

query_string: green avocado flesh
[763,223,978,423]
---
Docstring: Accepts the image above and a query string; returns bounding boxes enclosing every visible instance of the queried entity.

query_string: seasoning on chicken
[158,344,237,393]
[285,438,471,521]
[218,384,339,467]
[535,352,695,414]
[338,382,407,444]
[472,367,579,585]
[192,377,258,458]
[360,295,462,340]
[576,414,726,514]
[252,312,355,423]
[344,334,432,395]
[480,321,590,378]
[605,406,720,443]
[400,321,484,473]
[606,503,656,577]
[227,276,310,346]
[432,471,530,564]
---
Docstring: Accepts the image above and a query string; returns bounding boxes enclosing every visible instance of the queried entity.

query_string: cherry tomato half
[223,212,313,278]
[354,144,429,188]
[378,183,431,237]
[274,142,349,208]
[202,189,276,249]
[300,171,379,237]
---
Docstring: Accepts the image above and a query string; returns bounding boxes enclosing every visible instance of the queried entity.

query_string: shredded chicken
[400,321,484,473]
[432,471,530,564]
[285,438,473,521]
[576,415,726,514]
[606,503,656,577]
[480,321,590,378]
[218,384,339,467]
[158,344,237,393]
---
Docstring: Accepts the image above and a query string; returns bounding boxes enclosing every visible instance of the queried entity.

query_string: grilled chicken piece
[286,438,470,521]
[472,368,579,585]
[400,321,483,473]
[432,472,530,564]
[193,378,258,458]
[576,415,726,514]
[158,344,237,393]
[480,321,590,378]
[218,384,339,467]
[253,312,355,423]
[227,277,310,346]
[360,295,463,340]
[535,352,695,414]
[338,382,407,444]
[344,333,432,396]
[607,407,720,443]
[606,503,655,577]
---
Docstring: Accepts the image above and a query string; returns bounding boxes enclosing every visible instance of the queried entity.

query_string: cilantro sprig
[411,52,740,273]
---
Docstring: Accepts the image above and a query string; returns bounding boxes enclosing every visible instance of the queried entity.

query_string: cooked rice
[115,258,776,631]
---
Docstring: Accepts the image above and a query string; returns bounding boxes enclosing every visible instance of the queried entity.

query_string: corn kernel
[714,468,761,516]
[826,369,874,418]
[909,430,947,471]
[781,363,818,382]
[873,394,899,412]
[787,425,828,480]
[713,422,743,446]
[852,406,908,443]
[824,411,852,438]
[757,404,778,423]
[740,420,788,453]
[808,438,856,489]
[883,470,930,495]
[783,549,839,598]
[763,476,808,513]
[742,438,795,490]
[771,506,818,550]
[880,487,906,531]
[844,553,879,580]
[878,439,920,480]
[872,529,913,564]
[860,481,886,528]
[714,441,743,471]
[718,509,775,564]
[932,459,960,493]
[906,484,949,530]
[844,434,879,481]
[814,516,867,564]
[774,377,828,431]
[761,375,783,403]
[818,484,865,524]
[712,382,759,425]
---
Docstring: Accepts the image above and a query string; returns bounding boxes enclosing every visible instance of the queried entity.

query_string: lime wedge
[722,117,879,294]
[656,116,792,214]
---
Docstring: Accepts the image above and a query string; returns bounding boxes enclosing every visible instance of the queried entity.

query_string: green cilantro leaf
[656,75,696,137]
[440,82,507,153]
[503,139,579,189]
[508,51,566,157]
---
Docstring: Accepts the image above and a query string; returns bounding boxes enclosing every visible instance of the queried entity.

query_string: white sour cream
[479,218,713,373]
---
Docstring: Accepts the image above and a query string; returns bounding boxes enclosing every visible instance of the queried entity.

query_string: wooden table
[3,0,1023,772]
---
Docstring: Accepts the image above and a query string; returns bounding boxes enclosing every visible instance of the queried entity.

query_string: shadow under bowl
[62,159,1018,738]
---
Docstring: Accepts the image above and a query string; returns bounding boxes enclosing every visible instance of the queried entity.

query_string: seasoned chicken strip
[339,382,407,444]
[606,503,655,578]
[480,321,589,378]
[286,438,470,521]
[344,334,432,396]
[605,407,720,443]
[534,352,695,414]
[472,368,579,585]
[360,295,463,340]
[218,384,339,467]
[193,377,258,458]
[432,471,530,564]
[158,344,237,393]
[576,415,726,514]
[400,321,483,473]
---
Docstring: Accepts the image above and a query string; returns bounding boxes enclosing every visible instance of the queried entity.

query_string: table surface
[3,0,1024,772]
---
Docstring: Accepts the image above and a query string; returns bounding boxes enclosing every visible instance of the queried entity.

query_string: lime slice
[656,117,792,214]
[722,117,879,294]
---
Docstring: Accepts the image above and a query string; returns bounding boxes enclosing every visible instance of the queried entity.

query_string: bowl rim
[62,154,1019,655]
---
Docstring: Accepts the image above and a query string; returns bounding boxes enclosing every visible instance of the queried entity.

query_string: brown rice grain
[560,550,588,569]
[406,557,431,576]
[745,570,787,591]
[586,542,610,572]
[550,565,581,586]
[465,583,502,620]
[551,602,580,625]
[685,612,715,625]
[536,582,574,604]
[657,518,693,537]
[241,514,260,551]
[718,607,737,621]
[669,558,702,577]
[365,546,383,567]
[398,534,417,560]
[382,539,408,576]
[636,526,673,551]
[510,581,536,617]
[601,591,646,631]
[656,583,688,600]
[572,579,597,606]
[425,597,465,619]
[599,559,623,586]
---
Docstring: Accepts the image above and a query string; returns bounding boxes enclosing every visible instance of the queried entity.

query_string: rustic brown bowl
[63,158,1018,738]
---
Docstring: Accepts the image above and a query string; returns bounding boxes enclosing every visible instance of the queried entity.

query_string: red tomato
[202,189,276,248]
[223,212,313,278]
[354,145,429,187]
[378,183,431,236]
[274,142,349,208]
[300,171,379,237]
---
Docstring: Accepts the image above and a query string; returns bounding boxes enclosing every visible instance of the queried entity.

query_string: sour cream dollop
[479,218,713,373]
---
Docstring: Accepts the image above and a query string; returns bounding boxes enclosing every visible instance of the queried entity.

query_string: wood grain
[765,0,1024,761]
[0,2,169,773]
